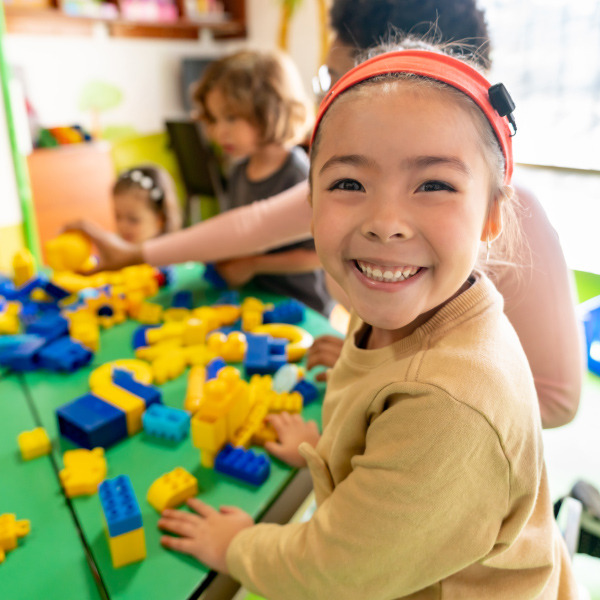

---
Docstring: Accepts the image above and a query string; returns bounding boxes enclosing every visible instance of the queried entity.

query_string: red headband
[310,50,515,185]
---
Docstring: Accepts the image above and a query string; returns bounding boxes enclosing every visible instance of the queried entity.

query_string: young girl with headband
[158,45,577,598]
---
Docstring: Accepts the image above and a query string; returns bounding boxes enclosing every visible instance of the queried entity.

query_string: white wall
[4,0,321,135]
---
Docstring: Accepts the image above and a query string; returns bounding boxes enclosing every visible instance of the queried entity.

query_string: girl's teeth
[357,261,418,283]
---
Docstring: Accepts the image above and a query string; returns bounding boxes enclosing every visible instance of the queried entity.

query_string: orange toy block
[147,467,198,513]
[59,447,107,497]
[18,427,52,460]
[0,514,30,563]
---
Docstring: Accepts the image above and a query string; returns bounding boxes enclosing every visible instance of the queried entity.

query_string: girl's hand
[264,412,320,468]
[305,335,344,382]
[158,499,254,573]
[64,220,144,273]
[214,257,256,288]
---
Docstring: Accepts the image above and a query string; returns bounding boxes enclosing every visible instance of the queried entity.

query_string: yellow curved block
[89,359,153,390]
[59,447,107,497]
[147,467,198,513]
[253,324,314,362]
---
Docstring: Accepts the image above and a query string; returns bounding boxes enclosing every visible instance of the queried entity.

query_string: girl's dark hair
[192,50,312,146]
[113,165,182,234]
[330,0,491,69]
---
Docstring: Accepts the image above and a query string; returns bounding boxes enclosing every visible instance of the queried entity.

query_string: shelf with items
[2,0,246,39]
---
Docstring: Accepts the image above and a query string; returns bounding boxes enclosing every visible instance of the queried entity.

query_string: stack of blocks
[99,475,146,568]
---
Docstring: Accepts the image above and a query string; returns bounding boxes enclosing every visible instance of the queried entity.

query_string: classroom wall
[3,0,321,136]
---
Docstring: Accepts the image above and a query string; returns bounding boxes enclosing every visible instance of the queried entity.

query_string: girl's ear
[480,187,511,242]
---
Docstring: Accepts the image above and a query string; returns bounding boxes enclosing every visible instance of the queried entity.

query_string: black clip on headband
[488,83,517,136]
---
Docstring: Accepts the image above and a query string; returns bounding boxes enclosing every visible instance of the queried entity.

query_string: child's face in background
[204,87,260,160]
[311,85,495,347]
[113,190,164,244]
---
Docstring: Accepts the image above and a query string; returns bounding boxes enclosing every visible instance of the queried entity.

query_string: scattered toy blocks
[262,299,305,324]
[214,444,270,486]
[18,427,51,460]
[292,379,320,405]
[37,336,93,372]
[112,368,162,409]
[59,447,107,497]
[147,467,198,513]
[272,364,303,393]
[0,514,31,563]
[244,334,287,376]
[142,405,190,442]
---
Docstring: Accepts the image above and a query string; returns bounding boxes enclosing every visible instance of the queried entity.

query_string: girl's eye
[420,180,455,193]
[329,179,364,192]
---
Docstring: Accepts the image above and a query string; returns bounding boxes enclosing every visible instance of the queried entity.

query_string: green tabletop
[0,375,103,600]
[18,263,339,600]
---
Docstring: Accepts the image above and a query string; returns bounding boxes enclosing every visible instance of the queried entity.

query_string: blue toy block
[18,301,41,326]
[142,404,190,442]
[57,394,128,449]
[215,444,270,486]
[42,281,70,301]
[203,263,228,290]
[38,336,93,372]
[262,299,306,325]
[26,313,69,342]
[0,278,17,300]
[112,368,162,408]
[0,335,47,371]
[131,325,160,350]
[582,296,600,377]
[98,475,143,537]
[172,290,193,309]
[32,301,61,314]
[292,379,320,405]
[206,357,227,380]
[214,291,240,306]
[244,334,287,376]
[16,275,47,297]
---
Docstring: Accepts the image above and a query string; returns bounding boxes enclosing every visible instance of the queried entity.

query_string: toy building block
[267,391,303,414]
[191,408,228,468]
[57,394,128,449]
[69,321,100,352]
[205,357,227,380]
[184,365,206,414]
[99,475,143,536]
[163,307,191,323]
[18,427,52,460]
[94,383,146,435]
[292,379,320,406]
[142,405,190,442]
[244,334,287,376]
[38,336,94,372]
[263,299,306,325]
[0,514,31,563]
[42,280,71,301]
[214,444,270,486]
[135,301,163,325]
[184,344,218,367]
[253,323,314,362]
[147,467,198,513]
[207,331,247,363]
[203,263,228,290]
[0,334,47,371]
[135,339,182,362]
[106,527,146,569]
[89,359,154,390]
[231,399,269,448]
[112,368,162,409]
[151,348,188,385]
[273,364,303,393]
[131,325,159,349]
[45,231,92,272]
[26,313,69,342]
[251,422,278,447]
[59,447,107,497]
[12,248,36,288]
[213,304,242,326]
[172,290,193,309]
[215,290,240,305]
[0,311,20,335]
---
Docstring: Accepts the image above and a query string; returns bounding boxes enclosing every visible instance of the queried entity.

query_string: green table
[17,263,339,600]
[0,375,103,600]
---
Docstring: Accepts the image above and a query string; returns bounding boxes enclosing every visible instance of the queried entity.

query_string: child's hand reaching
[158,498,254,573]
[264,412,321,468]
[306,335,344,382]
[214,257,256,288]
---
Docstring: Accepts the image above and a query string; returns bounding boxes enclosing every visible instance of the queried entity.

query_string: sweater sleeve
[142,180,312,266]
[227,391,511,600]
[494,184,584,428]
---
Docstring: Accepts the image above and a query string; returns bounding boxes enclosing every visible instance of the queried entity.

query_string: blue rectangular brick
[99,475,143,537]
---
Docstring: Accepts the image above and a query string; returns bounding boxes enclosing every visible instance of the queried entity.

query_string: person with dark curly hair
[70,0,582,430]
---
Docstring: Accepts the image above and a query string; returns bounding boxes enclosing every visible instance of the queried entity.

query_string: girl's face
[311,85,499,348]
[113,191,164,244]
[204,87,260,159]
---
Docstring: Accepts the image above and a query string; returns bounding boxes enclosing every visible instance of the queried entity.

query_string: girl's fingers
[160,508,201,524]
[157,517,199,538]
[187,498,218,517]
[160,534,199,555]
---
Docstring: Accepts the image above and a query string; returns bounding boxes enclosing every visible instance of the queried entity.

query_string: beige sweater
[227,273,577,599]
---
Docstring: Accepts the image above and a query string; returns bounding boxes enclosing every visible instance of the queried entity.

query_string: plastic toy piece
[267,391,303,414]
[207,331,247,363]
[18,427,51,460]
[112,368,162,409]
[244,334,287,376]
[253,323,314,362]
[142,405,190,442]
[272,364,303,393]
[26,313,69,342]
[184,365,206,414]
[131,325,159,350]
[59,447,107,497]
[37,336,93,372]
[147,467,198,513]
[262,298,306,325]
[203,263,228,290]
[163,307,191,323]
[0,514,31,563]
[135,339,182,362]
[45,231,93,272]
[205,357,227,380]
[89,359,153,390]
[214,444,270,486]
[172,290,193,309]
[0,334,47,371]
[42,280,71,301]
[69,320,100,352]
[57,394,128,449]
[135,301,164,325]
[106,527,146,569]
[292,379,320,406]
[94,383,146,435]
[151,348,188,385]
[99,475,143,537]
[12,248,36,287]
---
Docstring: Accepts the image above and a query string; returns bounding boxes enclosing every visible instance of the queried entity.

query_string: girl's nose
[360,198,412,242]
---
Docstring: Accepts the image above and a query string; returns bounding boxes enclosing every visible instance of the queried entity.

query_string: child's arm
[213,248,322,288]
[263,412,321,467]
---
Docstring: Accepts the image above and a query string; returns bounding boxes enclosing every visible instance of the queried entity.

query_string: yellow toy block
[184,365,206,414]
[59,447,107,497]
[125,290,145,318]
[69,322,100,352]
[248,374,274,406]
[213,305,241,326]
[136,302,163,325]
[45,231,92,272]
[146,322,185,345]
[18,427,51,460]
[163,307,191,322]
[147,467,198,513]
[94,383,146,435]
[12,248,36,287]
[182,318,211,346]
[251,422,278,447]
[191,409,228,467]
[30,288,51,302]
[106,526,146,568]
[241,309,262,332]
[184,345,218,367]
[151,348,187,385]
[0,312,19,334]
[207,331,247,363]
[232,398,269,448]
[0,514,30,563]
[135,339,182,362]
[267,391,303,414]
[253,324,314,362]
[89,359,153,390]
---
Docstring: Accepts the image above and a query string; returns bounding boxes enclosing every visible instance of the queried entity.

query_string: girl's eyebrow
[404,155,472,177]
[318,154,376,175]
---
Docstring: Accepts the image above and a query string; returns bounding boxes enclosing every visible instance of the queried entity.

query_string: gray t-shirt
[223,146,334,316]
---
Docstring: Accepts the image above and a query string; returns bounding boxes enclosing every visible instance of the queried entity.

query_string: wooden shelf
[3,0,246,39]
